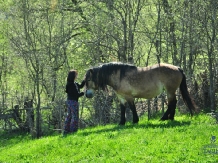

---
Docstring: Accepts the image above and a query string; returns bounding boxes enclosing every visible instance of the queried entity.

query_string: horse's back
[141,63,183,88]
[140,63,182,79]
[141,63,180,72]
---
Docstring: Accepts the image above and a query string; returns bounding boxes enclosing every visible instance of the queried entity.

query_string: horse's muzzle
[85,90,94,98]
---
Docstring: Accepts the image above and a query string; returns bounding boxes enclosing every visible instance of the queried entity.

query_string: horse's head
[85,64,113,98]
[84,69,98,98]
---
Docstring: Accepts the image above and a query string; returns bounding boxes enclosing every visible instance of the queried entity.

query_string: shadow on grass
[0,129,31,148]
[78,120,191,136]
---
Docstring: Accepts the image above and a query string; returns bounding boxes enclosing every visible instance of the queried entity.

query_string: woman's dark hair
[67,70,77,83]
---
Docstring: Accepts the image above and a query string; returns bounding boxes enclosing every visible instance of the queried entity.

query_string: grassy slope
[0,114,218,163]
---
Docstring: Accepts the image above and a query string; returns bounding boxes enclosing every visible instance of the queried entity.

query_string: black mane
[90,62,137,90]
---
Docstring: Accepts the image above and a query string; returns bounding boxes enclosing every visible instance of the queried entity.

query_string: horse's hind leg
[161,94,177,121]
[160,108,170,120]
[127,100,139,124]
[119,103,126,125]
[168,98,177,120]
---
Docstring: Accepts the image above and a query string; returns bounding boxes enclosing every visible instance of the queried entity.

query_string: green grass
[0,114,218,163]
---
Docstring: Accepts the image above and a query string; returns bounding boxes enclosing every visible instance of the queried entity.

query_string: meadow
[0,114,218,163]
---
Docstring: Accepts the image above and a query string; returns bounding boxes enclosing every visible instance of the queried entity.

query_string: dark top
[66,80,85,101]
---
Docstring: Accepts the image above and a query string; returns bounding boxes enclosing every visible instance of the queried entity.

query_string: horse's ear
[85,69,93,79]
[89,69,93,74]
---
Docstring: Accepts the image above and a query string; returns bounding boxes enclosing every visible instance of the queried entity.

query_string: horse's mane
[90,62,137,90]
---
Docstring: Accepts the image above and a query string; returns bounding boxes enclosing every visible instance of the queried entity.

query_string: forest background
[0,0,218,138]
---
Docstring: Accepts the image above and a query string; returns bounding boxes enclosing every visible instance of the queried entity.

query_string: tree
[202,0,218,113]
[79,0,146,64]
[7,0,87,137]
[0,5,13,114]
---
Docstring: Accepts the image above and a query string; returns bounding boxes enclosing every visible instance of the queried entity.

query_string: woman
[63,69,85,134]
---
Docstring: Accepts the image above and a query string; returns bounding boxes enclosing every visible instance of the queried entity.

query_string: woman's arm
[77,80,85,88]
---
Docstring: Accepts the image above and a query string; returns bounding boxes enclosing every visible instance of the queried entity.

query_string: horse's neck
[107,74,120,91]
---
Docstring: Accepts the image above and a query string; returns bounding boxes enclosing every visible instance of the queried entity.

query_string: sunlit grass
[0,114,218,162]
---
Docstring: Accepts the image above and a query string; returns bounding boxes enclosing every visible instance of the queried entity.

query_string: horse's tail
[178,68,196,116]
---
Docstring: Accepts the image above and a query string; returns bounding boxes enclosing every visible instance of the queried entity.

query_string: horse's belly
[132,83,163,99]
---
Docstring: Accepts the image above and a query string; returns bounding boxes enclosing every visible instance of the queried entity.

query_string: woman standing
[63,69,85,135]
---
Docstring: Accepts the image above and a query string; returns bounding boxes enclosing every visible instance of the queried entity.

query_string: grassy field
[0,114,218,163]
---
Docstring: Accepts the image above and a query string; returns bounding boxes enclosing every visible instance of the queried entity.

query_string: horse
[84,62,196,125]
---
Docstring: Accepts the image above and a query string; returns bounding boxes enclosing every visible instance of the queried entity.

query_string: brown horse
[84,62,196,125]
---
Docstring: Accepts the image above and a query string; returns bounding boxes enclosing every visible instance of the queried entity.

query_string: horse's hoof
[168,117,174,121]
[133,118,139,124]
[160,117,168,121]
[119,122,125,125]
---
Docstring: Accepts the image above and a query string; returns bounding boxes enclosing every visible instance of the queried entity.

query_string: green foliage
[0,0,218,139]
[0,0,216,107]
[0,114,218,162]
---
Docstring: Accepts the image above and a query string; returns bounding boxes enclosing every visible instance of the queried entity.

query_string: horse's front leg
[127,100,139,124]
[119,103,126,125]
